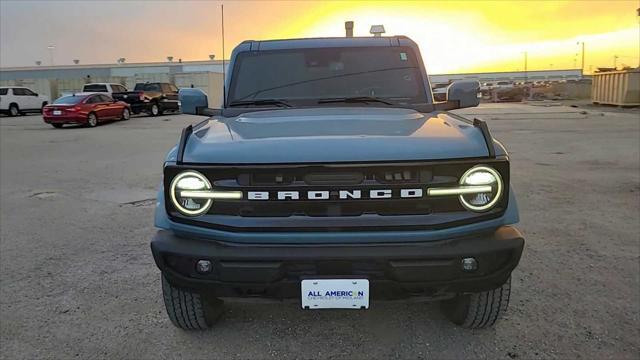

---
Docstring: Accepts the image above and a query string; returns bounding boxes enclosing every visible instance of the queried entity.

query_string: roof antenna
[221,4,226,108]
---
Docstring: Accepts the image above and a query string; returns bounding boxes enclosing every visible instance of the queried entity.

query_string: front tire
[161,275,223,330]
[150,103,161,117]
[441,277,511,329]
[87,113,98,127]
[8,104,19,117]
[121,108,130,121]
[51,123,63,128]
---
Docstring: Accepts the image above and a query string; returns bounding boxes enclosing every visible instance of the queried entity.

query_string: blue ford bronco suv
[151,36,524,330]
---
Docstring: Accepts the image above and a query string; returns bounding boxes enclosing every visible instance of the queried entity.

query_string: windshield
[83,84,108,92]
[53,96,84,105]
[228,46,428,105]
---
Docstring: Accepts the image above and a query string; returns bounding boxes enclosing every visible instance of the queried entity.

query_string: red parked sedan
[43,93,131,128]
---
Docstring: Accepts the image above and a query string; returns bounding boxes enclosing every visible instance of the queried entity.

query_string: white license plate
[301,279,369,309]
[53,110,62,115]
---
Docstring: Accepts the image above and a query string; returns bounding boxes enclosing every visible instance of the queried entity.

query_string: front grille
[164,159,509,231]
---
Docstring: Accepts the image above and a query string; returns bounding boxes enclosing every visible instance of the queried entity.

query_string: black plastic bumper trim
[150,226,524,299]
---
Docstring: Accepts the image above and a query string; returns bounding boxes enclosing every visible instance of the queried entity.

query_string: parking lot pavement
[1,106,638,359]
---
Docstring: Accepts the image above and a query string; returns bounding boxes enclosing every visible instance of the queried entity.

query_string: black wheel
[87,112,98,127]
[161,275,223,330]
[8,104,19,117]
[121,108,130,120]
[441,277,511,329]
[51,123,63,128]
[150,103,161,117]
[41,102,48,113]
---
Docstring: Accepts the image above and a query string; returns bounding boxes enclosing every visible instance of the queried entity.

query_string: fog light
[196,260,212,274]
[461,257,478,272]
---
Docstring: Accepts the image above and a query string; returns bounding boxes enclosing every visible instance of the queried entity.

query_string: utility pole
[47,45,55,66]
[613,55,618,69]
[523,51,528,82]
[576,41,585,75]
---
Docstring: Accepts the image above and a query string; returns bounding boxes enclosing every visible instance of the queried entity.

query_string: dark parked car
[112,82,180,116]
[152,36,524,331]
[43,93,130,128]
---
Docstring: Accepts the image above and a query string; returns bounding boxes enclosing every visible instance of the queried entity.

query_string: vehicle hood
[171,107,497,164]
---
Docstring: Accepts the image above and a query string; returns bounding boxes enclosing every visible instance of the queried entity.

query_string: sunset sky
[1,0,638,74]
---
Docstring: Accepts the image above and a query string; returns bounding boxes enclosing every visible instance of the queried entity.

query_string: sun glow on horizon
[288,1,640,74]
[1,0,638,74]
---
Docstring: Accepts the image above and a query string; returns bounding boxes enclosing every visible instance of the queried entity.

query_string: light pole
[523,51,528,82]
[613,55,619,69]
[47,45,55,66]
[637,7,639,67]
[576,41,585,75]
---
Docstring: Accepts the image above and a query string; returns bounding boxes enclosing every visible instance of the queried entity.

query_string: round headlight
[169,171,212,216]
[459,165,503,212]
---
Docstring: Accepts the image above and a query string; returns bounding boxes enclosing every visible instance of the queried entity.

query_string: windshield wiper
[317,96,394,105]
[228,99,292,108]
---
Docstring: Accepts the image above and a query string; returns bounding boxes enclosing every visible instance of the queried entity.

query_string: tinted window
[98,94,113,102]
[83,84,108,92]
[13,88,26,96]
[228,47,427,104]
[85,96,100,104]
[53,96,84,105]
[0,88,7,95]
[169,84,178,92]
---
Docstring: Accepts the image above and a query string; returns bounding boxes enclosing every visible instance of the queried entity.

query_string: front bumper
[151,226,524,301]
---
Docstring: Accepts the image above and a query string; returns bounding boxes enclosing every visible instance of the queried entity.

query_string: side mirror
[435,80,480,110]
[179,88,210,115]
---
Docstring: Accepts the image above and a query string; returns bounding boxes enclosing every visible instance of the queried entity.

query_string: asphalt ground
[0,104,638,359]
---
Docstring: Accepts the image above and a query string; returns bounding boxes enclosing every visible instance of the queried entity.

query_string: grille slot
[303,172,364,185]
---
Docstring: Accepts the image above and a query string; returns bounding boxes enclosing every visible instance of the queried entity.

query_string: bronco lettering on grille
[247,189,423,200]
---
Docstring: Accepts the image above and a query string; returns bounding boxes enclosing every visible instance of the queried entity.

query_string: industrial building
[1,60,584,106]
[0,60,225,107]
[429,69,584,85]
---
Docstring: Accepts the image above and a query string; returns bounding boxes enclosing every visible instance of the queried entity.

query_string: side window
[169,84,178,93]
[0,88,7,95]
[100,94,113,102]
[114,85,126,93]
[23,88,36,96]
[13,88,26,96]
[86,96,98,104]
[160,84,170,93]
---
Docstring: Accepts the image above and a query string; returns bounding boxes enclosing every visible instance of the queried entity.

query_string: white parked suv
[0,86,50,116]
[81,83,128,95]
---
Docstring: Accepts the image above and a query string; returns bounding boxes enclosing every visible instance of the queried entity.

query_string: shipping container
[592,70,640,106]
